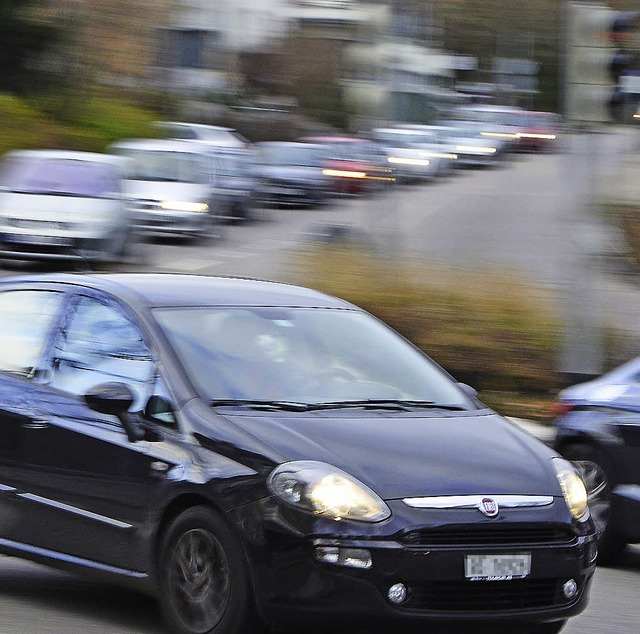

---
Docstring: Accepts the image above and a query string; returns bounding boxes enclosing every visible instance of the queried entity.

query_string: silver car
[0,150,134,264]
[108,139,225,240]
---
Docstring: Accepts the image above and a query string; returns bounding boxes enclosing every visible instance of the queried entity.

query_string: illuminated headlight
[552,457,588,520]
[159,201,209,212]
[322,169,367,179]
[268,460,391,522]
[480,131,517,139]
[387,157,430,167]
[516,133,557,140]
[422,152,457,160]
[455,145,497,155]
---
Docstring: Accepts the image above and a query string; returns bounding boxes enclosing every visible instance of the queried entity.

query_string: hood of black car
[219,410,560,500]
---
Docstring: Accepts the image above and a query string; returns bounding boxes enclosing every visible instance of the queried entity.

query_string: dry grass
[294,246,563,421]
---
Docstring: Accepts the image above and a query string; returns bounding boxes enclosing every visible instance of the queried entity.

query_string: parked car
[252,141,332,207]
[371,127,452,182]
[198,144,258,222]
[298,135,393,195]
[554,357,640,564]
[0,272,595,634]
[515,111,563,152]
[450,104,527,152]
[153,121,250,148]
[0,150,134,265]
[108,139,225,240]
[433,121,502,168]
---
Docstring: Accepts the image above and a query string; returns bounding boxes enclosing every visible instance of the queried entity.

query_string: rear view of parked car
[108,139,223,241]
[0,150,134,265]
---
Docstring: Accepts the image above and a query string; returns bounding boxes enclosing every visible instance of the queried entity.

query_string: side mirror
[458,382,478,399]
[84,382,145,442]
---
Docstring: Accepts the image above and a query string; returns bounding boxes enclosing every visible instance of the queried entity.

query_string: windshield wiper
[304,399,468,412]
[14,189,82,197]
[209,399,310,411]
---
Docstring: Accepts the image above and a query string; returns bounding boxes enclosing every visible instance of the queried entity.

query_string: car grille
[6,218,71,230]
[398,525,576,547]
[403,578,564,611]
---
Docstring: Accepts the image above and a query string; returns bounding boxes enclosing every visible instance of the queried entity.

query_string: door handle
[22,419,50,430]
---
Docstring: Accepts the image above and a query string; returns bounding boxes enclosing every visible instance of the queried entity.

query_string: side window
[48,296,155,409]
[0,290,62,376]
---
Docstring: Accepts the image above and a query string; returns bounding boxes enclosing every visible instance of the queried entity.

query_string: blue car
[554,357,640,564]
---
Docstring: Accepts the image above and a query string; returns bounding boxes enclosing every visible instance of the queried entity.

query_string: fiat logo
[479,497,499,517]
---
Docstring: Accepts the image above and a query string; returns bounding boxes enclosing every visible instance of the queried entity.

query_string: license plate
[464,553,531,581]
[5,234,71,246]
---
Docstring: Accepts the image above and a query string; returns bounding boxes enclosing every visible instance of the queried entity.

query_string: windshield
[114,149,209,183]
[154,306,474,408]
[374,130,435,147]
[0,157,121,197]
[256,144,324,167]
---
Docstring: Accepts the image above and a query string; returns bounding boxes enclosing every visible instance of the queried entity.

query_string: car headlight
[159,201,209,212]
[268,460,391,522]
[552,457,588,520]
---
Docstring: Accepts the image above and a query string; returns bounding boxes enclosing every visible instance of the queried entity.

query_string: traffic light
[565,3,640,124]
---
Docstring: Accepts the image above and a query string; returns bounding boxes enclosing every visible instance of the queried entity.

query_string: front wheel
[158,506,258,634]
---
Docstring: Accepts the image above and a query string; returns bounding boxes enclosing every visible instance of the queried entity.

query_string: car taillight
[551,401,574,418]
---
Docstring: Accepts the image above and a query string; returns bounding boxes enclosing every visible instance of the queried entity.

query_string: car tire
[158,505,260,634]
[561,443,626,565]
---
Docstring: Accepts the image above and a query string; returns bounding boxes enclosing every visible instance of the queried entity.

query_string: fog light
[388,583,408,604]
[314,546,372,569]
[562,579,578,599]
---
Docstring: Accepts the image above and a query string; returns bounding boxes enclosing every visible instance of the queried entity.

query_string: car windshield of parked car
[154,306,474,408]
[256,145,323,168]
[116,149,209,184]
[0,157,120,197]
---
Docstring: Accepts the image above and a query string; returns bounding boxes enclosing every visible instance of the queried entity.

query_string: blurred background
[2,0,640,424]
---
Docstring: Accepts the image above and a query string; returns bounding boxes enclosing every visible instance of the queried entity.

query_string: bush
[0,91,162,156]
[294,246,563,420]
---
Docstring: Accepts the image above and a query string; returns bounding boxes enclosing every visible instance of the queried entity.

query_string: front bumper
[133,210,213,237]
[0,230,118,261]
[233,497,596,629]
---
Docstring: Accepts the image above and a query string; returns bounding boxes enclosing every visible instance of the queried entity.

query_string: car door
[17,291,168,573]
[0,287,65,546]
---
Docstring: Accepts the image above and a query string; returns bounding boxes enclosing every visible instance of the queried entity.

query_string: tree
[0,0,64,94]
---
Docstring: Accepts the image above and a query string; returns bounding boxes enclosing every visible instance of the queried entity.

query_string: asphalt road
[0,546,639,633]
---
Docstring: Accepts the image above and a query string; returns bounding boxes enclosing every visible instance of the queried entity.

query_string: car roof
[4,149,130,166]
[0,273,353,309]
[108,138,211,154]
[154,121,236,133]
[255,141,325,150]
[300,136,368,144]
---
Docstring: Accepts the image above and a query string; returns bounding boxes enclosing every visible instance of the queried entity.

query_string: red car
[298,136,394,195]
[515,112,562,152]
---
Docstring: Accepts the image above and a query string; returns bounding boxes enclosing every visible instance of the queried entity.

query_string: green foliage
[0,0,66,95]
[0,92,162,155]
[294,245,563,420]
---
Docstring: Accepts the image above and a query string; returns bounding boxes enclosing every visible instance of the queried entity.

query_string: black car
[554,358,640,564]
[252,141,331,207]
[0,273,595,634]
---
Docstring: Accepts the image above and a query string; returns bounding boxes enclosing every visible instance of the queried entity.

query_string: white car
[370,127,453,183]
[0,150,134,264]
[108,139,227,239]
[153,121,249,148]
